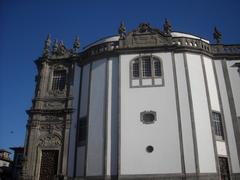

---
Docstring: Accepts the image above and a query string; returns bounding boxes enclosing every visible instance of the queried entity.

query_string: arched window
[130,56,163,87]
[52,70,66,91]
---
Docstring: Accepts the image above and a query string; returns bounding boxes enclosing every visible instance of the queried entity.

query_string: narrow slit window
[212,112,224,140]
[77,117,87,146]
[52,70,66,91]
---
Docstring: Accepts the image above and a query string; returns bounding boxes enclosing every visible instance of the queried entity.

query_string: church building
[22,21,240,180]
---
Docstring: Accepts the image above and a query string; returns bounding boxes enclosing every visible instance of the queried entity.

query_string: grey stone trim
[222,60,240,167]
[84,63,93,176]
[183,53,200,174]
[79,45,240,66]
[104,59,109,175]
[73,64,83,176]
[212,60,233,175]
[171,52,186,175]
[71,173,219,180]
[231,173,240,180]
[200,55,220,175]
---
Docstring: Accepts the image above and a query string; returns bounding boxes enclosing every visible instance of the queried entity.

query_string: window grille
[132,60,140,78]
[212,112,224,140]
[78,117,87,146]
[142,57,152,77]
[219,157,230,180]
[52,70,66,91]
[153,59,161,77]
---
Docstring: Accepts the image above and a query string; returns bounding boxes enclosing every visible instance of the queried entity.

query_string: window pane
[132,60,139,78]
[52,70,66,91]
[143,113,155,123]
[142,57,152,77]
[141,111,156,124]
[154,59,161,77]
[212,112,224,140]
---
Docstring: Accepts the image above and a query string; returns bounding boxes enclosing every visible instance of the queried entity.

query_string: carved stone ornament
[49,89,66,97]
[136,23,151,33]
[73,36,80,53]
[44,102,64,109]
[39,123,63,133]
[53,64,68,71]
[45,115,63,121]
[120,23,171,48]
[50,39,72,58]
[39,134,62,147]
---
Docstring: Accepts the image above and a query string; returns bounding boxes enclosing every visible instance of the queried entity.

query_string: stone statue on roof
[118,21,126,39]
[163,18,172,35]
[213,27,222,44]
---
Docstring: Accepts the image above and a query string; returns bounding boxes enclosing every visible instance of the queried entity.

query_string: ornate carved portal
[219,157,230,180]
[39,150,58,180]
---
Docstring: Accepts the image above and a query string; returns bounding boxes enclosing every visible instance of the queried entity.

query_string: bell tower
[22,34,79,180]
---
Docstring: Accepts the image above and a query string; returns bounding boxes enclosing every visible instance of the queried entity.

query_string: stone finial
[73,36,80,52]
[213,27,222,44]
[58,41,67,55]
[163,18,172,35]
[118,21,126,39]
[52,39,59,54]
[43,33,51,57]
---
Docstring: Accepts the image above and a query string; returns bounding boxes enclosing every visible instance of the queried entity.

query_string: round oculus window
[146,145,154,153]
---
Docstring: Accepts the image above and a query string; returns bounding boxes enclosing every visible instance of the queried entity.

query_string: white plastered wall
[174,53,196,173]
[86,59,107,176]
[67,63,81,177]
[76,64,91,176]
[203,56,227,156]
[214,60,240,173]
[106,57,119,176]
[120,53,181,175]
[227,60,240,117]
[186,53,216,173]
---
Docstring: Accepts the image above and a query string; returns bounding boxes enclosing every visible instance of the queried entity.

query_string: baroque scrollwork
[44,101,64,109]
[39,123,64,133]
[39,134,62,147]
[44,115,63,121]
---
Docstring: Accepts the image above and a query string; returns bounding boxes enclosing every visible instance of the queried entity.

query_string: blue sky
[0,0,240,154]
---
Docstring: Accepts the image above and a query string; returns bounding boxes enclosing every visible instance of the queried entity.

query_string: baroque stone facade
[22,21,240,180]
[22,36,77,179]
